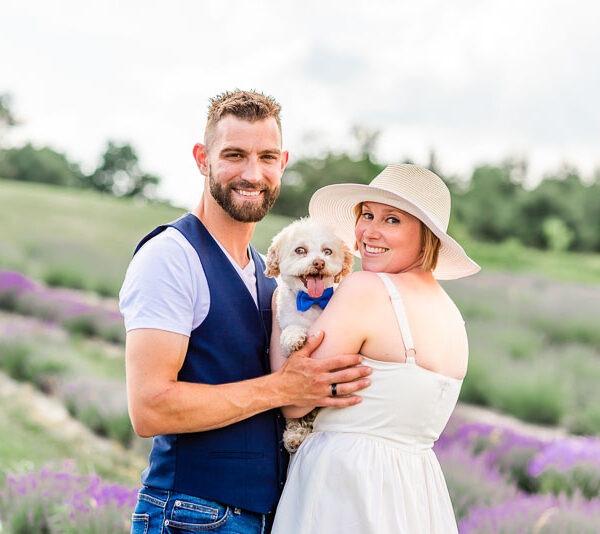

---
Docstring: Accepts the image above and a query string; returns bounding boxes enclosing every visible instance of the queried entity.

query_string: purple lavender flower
[0,462,138,533]
[459,492,600,533]
[0,271,37,293]
[529,437,600,476]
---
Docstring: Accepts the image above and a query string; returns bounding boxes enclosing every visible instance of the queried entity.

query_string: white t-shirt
[119,227,258,335]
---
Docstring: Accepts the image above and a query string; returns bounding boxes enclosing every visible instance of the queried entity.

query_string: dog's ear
[264,243,280,278]
[334,243,355,283]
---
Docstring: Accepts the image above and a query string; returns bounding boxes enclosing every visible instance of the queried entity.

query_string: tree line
[273,148,600,254]
[0,93,159,199]
[2,93,599,253]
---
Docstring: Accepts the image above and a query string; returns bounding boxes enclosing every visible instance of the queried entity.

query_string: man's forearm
[130,372,287,437]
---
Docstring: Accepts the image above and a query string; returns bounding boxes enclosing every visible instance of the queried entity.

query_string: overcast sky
[3,0,599,208]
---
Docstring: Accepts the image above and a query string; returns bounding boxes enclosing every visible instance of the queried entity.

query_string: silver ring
[331,383,338,397]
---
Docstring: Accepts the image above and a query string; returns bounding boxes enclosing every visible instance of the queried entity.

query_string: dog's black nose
[312,259,325,270]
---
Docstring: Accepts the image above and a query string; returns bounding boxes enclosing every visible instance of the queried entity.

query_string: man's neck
[192,200,256,268]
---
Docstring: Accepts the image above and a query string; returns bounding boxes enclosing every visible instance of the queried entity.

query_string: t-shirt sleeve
[119,230,205,335]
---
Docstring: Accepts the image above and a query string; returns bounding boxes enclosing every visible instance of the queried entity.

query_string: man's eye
[295,247,306,255]
[323,248,332,256]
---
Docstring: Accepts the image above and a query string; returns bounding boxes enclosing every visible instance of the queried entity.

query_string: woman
[270,164,480,533]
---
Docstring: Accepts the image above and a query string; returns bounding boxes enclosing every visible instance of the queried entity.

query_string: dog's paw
[283,422,310,454]
[282,410,320,454]
[280,325,308,357]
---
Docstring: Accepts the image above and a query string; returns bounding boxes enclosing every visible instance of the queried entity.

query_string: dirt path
[0,370,146,479]
[453,402,569,442]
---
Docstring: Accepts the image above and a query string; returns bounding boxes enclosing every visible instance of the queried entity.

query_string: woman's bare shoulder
[333,271,384,298]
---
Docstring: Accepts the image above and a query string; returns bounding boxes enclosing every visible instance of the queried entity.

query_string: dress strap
[376,273,416,363]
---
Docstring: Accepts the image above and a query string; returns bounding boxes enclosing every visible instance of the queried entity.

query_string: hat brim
[308,183,481,280]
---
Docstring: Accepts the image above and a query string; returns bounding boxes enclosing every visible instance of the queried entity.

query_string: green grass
[465,238,600,285]
[1,178,599,296]
[0,179,185,296]
[0,387,141,485]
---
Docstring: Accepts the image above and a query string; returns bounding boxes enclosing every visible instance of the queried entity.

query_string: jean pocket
[166,497,231,531]
[131,513,149,534]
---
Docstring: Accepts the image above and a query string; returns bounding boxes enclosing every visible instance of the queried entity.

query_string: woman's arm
[271,272,373,418]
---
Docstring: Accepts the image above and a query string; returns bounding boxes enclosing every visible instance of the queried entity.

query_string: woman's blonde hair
[353,203,441,272]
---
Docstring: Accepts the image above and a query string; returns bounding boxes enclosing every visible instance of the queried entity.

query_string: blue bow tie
[296,287,334,312]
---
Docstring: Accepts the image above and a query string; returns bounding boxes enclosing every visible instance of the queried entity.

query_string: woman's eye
[387,217,400,224]
[362,212,373,220]
[295,247,306,255]
[323,248,332,256]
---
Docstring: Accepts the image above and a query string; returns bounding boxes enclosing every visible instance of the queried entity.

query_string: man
[120,90,372,534]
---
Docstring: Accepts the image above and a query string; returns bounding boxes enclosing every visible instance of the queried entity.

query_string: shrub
[60,377,133,447]
[0,462,137,534]
[437,441,517,520]
[0,270,124,345]
[566,403,600,436]
[459,492,600,533]
[438,420,545,493]
[43,267,87,291]
[529,438,600,499]
[0,340,66,389]
[532,318,600,350]
[486,366,566,426]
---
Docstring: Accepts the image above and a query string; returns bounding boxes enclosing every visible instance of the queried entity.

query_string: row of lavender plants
[445,273,600,435]
[0,462,138,533]
[1,417,599,532]
[0,270,124,344]
[1,269,600,530]
[4,269,600,434]
[0,271,135,446]
[436,418,600,532]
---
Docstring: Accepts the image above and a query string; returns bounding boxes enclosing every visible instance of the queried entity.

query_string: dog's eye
[322,248,332,256]
[295,247,306,255]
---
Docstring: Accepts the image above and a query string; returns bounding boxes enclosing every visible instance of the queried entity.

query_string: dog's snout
[312,259,325,271]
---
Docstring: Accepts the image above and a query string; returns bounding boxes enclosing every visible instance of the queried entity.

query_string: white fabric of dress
[272,273,462,534]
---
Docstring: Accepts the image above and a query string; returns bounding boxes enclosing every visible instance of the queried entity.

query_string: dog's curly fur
[265,217,353,453]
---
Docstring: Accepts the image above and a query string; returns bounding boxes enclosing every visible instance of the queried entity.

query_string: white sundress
[272,273,462,534]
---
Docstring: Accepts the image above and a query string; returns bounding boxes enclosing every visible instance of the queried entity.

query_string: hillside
[0,179,294,296]
[2,178,600,296]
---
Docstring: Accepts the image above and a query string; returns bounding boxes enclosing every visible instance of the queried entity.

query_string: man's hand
[275,331,372,409]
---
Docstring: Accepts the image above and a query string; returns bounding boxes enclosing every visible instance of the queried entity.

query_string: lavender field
[1,268,599,532]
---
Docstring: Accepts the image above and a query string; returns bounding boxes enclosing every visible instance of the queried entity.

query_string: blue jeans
[130,486,268,534]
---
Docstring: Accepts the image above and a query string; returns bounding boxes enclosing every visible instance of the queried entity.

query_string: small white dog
[265,217,353,452]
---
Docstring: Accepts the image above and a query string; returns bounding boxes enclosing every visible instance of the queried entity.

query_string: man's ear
[280,150,290,172]
[193,143,209,176]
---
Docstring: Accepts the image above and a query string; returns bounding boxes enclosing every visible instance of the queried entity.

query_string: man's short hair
[204,89,282,147]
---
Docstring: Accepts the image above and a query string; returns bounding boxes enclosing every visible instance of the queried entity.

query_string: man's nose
[240,156,262,183]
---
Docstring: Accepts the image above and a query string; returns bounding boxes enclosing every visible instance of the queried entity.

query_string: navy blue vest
[133,213,287,514]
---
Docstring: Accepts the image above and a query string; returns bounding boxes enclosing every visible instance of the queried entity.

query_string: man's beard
[209,173,280,223]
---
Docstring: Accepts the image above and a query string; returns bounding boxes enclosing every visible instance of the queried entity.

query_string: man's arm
[126,328,371,437]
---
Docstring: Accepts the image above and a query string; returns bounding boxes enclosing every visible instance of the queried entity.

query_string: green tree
[0,143,82,186]
[0,93,18,143]
[274,153,384,218]
[455,160,526,243]
[517,168,585,250]
[85,141,159,198]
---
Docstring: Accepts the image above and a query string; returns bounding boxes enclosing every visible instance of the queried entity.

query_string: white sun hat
[308,163,481,280]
